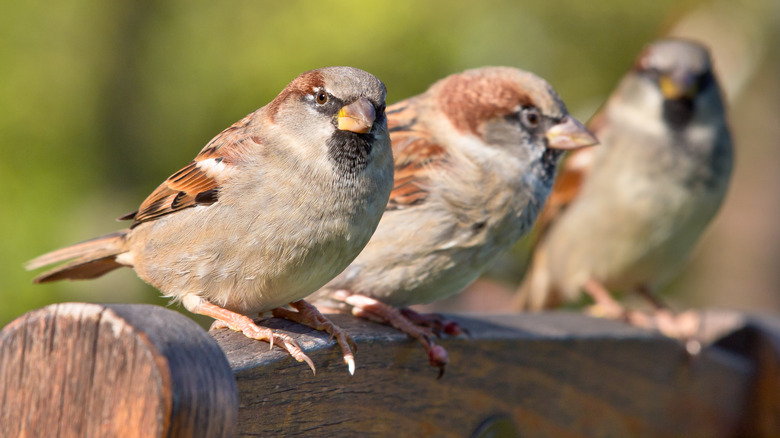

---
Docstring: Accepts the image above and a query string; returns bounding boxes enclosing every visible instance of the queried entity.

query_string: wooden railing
[2,303,779,437]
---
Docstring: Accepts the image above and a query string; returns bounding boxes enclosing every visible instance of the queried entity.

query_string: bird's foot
[200,301,315,374]
[332,291,449,377]
[399,307,470,338]
[586,305,704,356]
[273,300,357,375]
[651,308,703,355]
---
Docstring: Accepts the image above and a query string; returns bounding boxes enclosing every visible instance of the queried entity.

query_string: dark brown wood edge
[715,313,780,437]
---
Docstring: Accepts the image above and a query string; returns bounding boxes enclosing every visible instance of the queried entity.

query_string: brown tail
[26,230,130,283]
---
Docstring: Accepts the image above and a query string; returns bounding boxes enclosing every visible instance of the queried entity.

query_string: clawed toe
[209,319,229,331]
[276,335,316,374]
[275,300,357,375]
[428,343,449,379]
[197,301,315,373]
[400,308,467,339]
[336,293,454,375]
[238,320,316,374]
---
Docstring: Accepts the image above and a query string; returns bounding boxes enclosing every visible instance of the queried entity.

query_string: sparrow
[26,66,394,375]
[312,67,597,373]
[513,39,734,340]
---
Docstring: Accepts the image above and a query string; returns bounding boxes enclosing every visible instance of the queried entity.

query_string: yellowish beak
[545,116,599,150]
[337,97,376,134]
[660,74,698,100]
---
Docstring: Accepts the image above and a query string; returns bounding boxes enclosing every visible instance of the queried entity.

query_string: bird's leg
[272,300,357,375]
[583,279,656,329]
[198,300,315,374]
[635,284,679,333]
[332,291,449,377]
[399,307,470,337]
[635,285,702,354]
[583,278,629,319]
[635,285,672,311]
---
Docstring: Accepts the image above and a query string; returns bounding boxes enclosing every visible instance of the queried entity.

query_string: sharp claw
[268,333,274,350]
[345,354,356,376]
[437,366,446,380]
[428,344,449,369]
[303,353,316,375]
[209,320,227,331]
[686,339,702,356]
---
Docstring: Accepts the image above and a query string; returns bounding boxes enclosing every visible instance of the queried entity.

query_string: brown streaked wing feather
[125,114,256,227]
[386,101,448,211]
[533,108,606,240]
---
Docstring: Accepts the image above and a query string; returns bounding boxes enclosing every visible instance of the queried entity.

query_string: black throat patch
[540,148,564,182]
[663,98,695,131]
[327,130,374,176]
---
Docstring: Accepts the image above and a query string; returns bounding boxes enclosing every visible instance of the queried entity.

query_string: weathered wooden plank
[715,313,780,437]
[0,303,238,438]
[213,312,754,438]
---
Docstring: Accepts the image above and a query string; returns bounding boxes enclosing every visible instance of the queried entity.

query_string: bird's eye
[315,91,328,105]
[521,107,541,128]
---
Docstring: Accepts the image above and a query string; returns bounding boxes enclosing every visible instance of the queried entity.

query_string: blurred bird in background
[313,67,596,373]
[512,39,733,345]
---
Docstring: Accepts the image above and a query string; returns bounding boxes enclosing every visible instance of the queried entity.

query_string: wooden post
[0,303,238,438]
[3,304,780,437]
[716,314,780,436]
[213,312,756,438]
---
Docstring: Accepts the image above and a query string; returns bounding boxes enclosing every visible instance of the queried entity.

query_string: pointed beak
[337,97,376,134]
[545,116,599,150]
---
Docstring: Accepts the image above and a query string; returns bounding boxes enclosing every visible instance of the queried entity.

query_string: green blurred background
[2,0,778,327]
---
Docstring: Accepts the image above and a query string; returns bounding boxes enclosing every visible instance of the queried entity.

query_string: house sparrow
[26,66,394,375]
[513,39,733,341]
[312,67,597,373]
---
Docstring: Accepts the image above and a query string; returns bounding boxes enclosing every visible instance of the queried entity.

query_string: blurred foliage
[1,0,777,326]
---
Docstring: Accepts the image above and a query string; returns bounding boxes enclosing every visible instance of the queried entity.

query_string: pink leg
[273,300,357,375]
[332,291,449,377]
[635,285,702,353]
[583,280,703,354]
[200,301,315,374]
[399,307,469,337]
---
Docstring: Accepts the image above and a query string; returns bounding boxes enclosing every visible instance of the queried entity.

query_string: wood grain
[0,303,238,438]
[213,311,755,438]
[4,303,779,438]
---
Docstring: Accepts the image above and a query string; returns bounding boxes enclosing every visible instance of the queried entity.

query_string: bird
[311,66,597,374]
[513,38,733,341]
[26,66,394,375]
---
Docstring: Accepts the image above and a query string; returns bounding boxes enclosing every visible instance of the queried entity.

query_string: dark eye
[521,107,541,128]
[315,91,328,105]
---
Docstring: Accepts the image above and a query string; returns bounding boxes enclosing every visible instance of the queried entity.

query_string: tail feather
[26,230,130,283]
[33,256,123,283]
